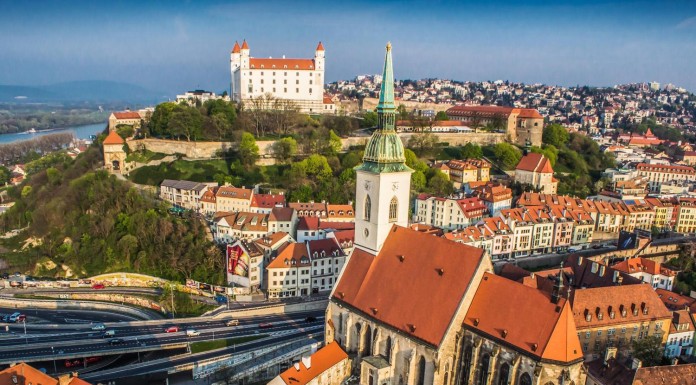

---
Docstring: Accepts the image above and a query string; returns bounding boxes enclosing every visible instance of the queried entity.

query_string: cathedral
[290,43,587,385]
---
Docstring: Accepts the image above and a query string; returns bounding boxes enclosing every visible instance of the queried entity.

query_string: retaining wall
[211,299,328,319]
[0,295,160,320]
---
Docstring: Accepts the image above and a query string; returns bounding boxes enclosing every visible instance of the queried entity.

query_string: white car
[186,329,200,336]
[91,323,105,331]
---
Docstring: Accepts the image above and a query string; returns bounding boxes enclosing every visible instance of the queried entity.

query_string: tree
[631,335,663,367]
[411,170,426,192]
[542,123,570,148]
[427,170,453,196]
[148,102,177,137]
[407,132,438,156]
[492,143,522,170]
[530,145,558,167]
[211,112,232,140]
[328,130,343,155]
[168,106,203,141]
[0,166,10,186]
[361,111,378,128]
[460,143,483,159]
[434,111,448,121]
[238,132,259,166]
[271,137,298,163]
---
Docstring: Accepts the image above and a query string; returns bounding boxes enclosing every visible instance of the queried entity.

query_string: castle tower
[354,42,413,254]
[230,41,241,98]
[103,130,127,175]
[314,41,325,72]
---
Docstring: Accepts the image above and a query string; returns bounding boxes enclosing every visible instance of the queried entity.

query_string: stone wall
[128,132,506,160]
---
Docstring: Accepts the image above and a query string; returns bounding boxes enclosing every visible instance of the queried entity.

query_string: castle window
[389,197,398,222]
[364,195,372,221]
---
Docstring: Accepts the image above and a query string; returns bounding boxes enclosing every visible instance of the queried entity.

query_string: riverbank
[0,122,107,144]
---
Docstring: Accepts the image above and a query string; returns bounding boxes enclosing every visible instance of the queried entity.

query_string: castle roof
[232,41,240,53]
[103,130,125,145]
[241,39,249,49]
[316,41,324,51]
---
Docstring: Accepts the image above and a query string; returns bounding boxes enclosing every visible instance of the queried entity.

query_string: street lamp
[51,346,57,374]
[22,319,27,345]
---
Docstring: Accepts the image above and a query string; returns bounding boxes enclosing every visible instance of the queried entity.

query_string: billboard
[617,231,638,250]
[226,244,251,287]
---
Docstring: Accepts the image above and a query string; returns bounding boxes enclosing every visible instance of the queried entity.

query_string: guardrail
[0,295,159,320]
[0,342,188,365]
[211,299,328,319]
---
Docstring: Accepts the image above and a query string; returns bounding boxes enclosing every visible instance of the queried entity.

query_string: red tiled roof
[655,288,695,311]
[216,186,253,200]
[251,193,286,209]
[464,273,583,363]
[298,216,320,231]
[307,238,344,259]
[316,41,325,51]
[232,41,241,53]
[278,342,347,385]
[250,58,315,70]
[0,362,69,385]
[113,111,141,120]
[241,40,249,49]
[103,130,125,145]
[268,242,310,269]
[612,258,676,277]
[516,153,553,174]
[269,207,294,222]
[636,163,695,174]
[332,226,485,347]
[633,363,696,385]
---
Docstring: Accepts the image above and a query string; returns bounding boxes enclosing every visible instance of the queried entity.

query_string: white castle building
[230,40,330,114]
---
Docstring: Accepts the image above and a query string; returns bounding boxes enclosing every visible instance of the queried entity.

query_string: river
[0,122,107,144]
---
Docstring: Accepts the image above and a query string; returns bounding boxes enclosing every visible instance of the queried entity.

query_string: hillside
[0,80,167,103]
[0,145,223,283]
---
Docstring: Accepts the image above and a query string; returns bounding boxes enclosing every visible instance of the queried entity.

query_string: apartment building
[216,186,254,212]
[611,257,677,290]
[440,159,490,188]
[499,207,554,255]
[159,179,213,211]
[664,310,695,358]
[214,210,295,243]
[267,243,312,298]
[623,200,656,232]
[445,216,514,260]
[676,198,696,233]
[307,238,346,293]
[413,195,489,231]
[472,183,512,214]
[636,163,696,193]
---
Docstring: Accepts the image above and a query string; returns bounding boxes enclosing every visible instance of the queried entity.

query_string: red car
[65,359,82,368]
[92,284,105,290]
[259,322,273,329]
[85,356,101,364]
[165,326,179,333]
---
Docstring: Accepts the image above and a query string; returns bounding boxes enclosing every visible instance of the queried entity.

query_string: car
[165,326,179,333]
[1,315,9,322]
[102,330,116,337]
[91,284,105,290]
[592,244,602,249]
[16,314,26,323]
[108,338,122,345]
[304,316,317,322]
[186,329,200,337]
[91,323,105,331]
[259,322,272,329]
[85,356,101,364]
[226,319,239,326]
[8,312,23,323]
[64,359,82,368]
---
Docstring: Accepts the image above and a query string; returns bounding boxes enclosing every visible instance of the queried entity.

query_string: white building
[230,40,327,113]
[159,180,215,211]
[175,90,228,106]
[611,257,676,290]
[664,310,694,358]
[267,242,312,298]
[307,238,346,294]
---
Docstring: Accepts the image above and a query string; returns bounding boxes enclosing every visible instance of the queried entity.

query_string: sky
[1,0,696,95]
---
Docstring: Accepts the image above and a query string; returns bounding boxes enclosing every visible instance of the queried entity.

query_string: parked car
[165,326,179,333]
[259,322,272,329]
[91,323,105,331]
[92,284,105,290]
[226,319,239,326]
[304,316,317,322]
[186,329,200,337]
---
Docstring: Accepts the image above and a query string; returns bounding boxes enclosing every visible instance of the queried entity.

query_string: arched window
[389,196,398,222]
[519,373,532,385]
[416,356,426,385]
[444,362,450,385]
[362,325,372,357]
[385,336,392,363]
[498,363,510,385]
[478,354,490,385]
[459,345,473,385]
[364,195,372,221]
[372,328,379,356]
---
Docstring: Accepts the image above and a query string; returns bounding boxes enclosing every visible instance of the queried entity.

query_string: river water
[0,122,107,144]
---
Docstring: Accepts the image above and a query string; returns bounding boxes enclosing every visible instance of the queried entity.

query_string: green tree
[271,137,298,163]
[530,145,558,167]
[148,102,177,137]
[210,113,232,140]
[204,99,236,125]
[46,167,62,186]
[435,111,448,121]
[542,123,570,148]
[168,106,203,141]
[492,143,522,170]
[460,143,483,159]
[238,132,260,166]
[407,132,438,156]
[115,124,135,139]
[427,170,453,196]
[411,170,427,192]
[328,130,342,155]
[631,335,663,367]
[361,111,378,128]
[21,185,32,198]
[0,166,10,185]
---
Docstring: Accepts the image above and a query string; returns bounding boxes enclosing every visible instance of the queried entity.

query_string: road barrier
[0,295,159,320]
[211,299,328,319]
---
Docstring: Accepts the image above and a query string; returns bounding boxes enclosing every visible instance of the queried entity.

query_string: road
[0,311,324,364]
[0,307,141,325]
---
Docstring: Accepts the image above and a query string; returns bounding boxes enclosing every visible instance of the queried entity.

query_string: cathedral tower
[354,43,413,254]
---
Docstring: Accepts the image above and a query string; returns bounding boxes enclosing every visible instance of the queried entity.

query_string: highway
[0,311,324,364]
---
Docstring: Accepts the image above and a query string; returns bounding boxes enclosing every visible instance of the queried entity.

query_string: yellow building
[675,198,696,234]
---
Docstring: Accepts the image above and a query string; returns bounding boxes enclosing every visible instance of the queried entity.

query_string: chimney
[599,265,606,277]
[578,256,584,266]
[591,262,599,274]
[604,347,618,364]
[301,355,312,369]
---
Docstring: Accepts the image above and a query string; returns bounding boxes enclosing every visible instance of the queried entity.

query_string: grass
[129,159,230,185]
[190,334,267,353]
[125,149,167,164]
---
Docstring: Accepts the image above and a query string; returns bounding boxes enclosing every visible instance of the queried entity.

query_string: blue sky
[1,0,695,94]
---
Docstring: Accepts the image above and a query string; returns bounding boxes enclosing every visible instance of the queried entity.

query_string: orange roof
[278,342,347,385]
[636,163,695,174]
[0,363,60,385]
[68,377,93,385]
[267,242,310,269]
[232,41,241,53]
[316,41,324,51]
[633,363,696,385]
[570,284,672,329]
[332,226,485,347]
[241,40,249,49]
[612,257,676,277]
[103,130,125,145]
[216,186,253,200]
[250,58,315,70]
[112,111,141,119]
[516,153,553,174]
[464,273,583,363]
[251,193,286,209]
[655,288,696,311]
[516,109,543,119]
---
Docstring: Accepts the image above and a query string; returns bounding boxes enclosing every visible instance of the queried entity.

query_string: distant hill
[0,80,169,103]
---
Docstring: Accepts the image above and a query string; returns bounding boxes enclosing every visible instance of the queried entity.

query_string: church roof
[332,225,485,347]
[464,273,583,363]
[516,153,553,174]
[103,130,125,145]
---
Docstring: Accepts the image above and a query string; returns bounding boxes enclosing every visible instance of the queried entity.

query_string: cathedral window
[519,373,532,385]
[498,363,510,385]
[478,354,490,385]
[416,356,426,385]
[364,195,372,221]
[389,197,398,222]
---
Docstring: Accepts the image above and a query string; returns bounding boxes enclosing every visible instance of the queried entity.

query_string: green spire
[356,42,411,174]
